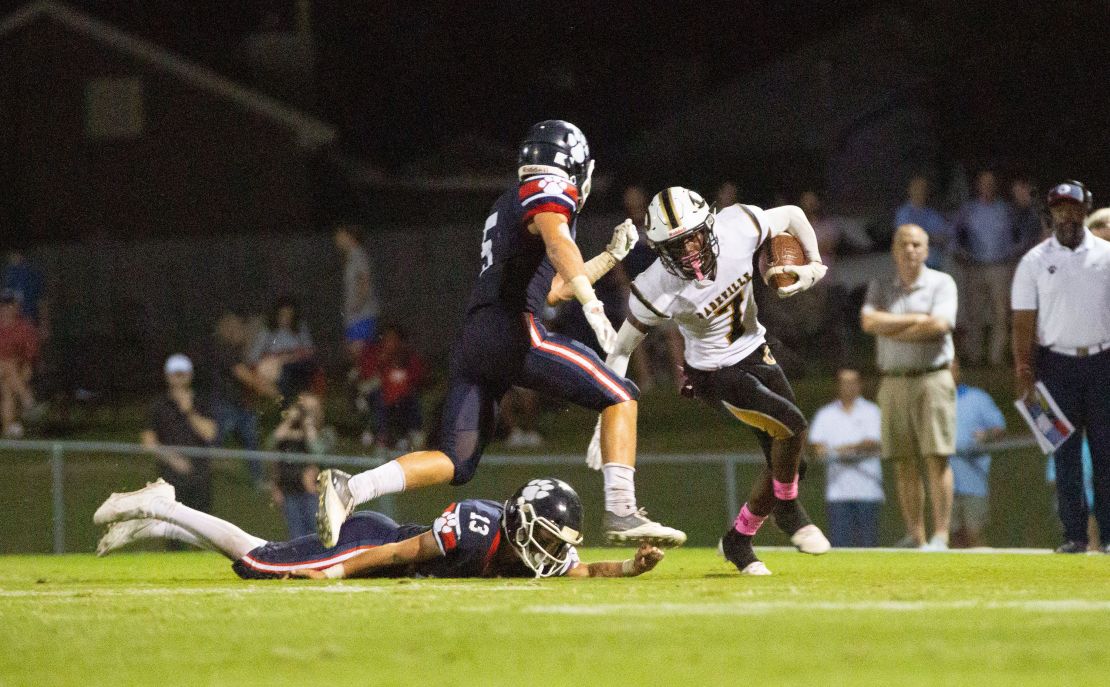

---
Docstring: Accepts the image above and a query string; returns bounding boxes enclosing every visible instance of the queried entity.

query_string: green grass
[2,549,1108,686]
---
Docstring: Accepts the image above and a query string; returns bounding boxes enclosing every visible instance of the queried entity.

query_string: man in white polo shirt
[1012,180,1110,554]
[861,224,958,551]
[809,369,884,547]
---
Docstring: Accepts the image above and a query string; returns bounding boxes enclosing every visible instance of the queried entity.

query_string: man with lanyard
[1012,180,1110,554]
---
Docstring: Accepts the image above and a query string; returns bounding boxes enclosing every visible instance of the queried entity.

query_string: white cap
[164,354,193,375]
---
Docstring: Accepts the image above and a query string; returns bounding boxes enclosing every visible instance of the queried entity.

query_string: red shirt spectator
[358,327,425,406]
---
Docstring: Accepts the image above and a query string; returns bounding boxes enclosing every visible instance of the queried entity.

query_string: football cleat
[720,527,764,574]
[604,509,687,547]
[316,469,354,548]
[1054,540,1087,554]
[740,561,772,576]
[791,524,831,555]
[97,518,160,557]
[92,479,174,525]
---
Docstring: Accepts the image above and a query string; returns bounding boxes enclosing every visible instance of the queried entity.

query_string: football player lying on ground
[317,120,685,551]
[93,477,664,579]
[586,187,831,575]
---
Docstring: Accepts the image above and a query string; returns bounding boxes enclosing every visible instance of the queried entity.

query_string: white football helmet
[644,187,718,284]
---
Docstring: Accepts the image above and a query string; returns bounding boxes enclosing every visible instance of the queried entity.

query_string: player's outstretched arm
[532,212,617,352]
[289,531,442,580]
[547,219,638,305]
[566,543,664,578]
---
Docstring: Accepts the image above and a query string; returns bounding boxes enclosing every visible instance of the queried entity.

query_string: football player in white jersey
[587,187,831,574]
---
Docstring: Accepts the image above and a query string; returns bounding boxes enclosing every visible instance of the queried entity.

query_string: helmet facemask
[649,213,719,284]
[504,501,583,578]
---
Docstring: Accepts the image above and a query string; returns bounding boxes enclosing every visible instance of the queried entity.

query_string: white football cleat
[791,524,831,555]
[317,469,354,548]
[92,479,174,525]
[604,509,687,547]
[740,561,772,576]
[97,518,160,557]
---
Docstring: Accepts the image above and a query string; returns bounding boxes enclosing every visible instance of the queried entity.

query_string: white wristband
[322,564,345,579]
[570,275,597,305]
[621,559,636,576]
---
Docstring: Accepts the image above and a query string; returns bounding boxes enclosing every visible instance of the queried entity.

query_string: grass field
[3,548,1109,686]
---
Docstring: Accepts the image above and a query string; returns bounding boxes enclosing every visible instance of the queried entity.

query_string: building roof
[0,1,336,148]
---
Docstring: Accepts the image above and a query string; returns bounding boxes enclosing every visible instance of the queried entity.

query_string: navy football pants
[441,310,638,485]
[232,511,428,579]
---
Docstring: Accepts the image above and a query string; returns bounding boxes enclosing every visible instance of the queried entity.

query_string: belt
[882,363,950,378]
[1047,341,1110,357]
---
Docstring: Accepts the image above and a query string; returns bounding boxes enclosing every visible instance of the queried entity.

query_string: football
[758,234,805,288]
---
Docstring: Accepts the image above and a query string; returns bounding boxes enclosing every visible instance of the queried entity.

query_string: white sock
[150,499,266,560]
[131,520,212,551]
[348,460,407,506]
[603,463,638,517]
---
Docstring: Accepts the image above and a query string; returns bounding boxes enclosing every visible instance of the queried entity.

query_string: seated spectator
[895,176,950,269]
[195,311,279,488]
[356,324,426,450]
[267,392,335,538]
[950,358,1005,548]
[141,354,218,516]
[247,296,316,401]
[0,290,39,438]
[1086,207,1110,241]
[808,369,884,548]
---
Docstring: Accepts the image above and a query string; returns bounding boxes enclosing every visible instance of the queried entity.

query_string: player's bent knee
[449,455,481,486]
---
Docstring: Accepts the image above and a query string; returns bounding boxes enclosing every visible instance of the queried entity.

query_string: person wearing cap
[140,354,219,515]
[0,289,39,438]
[1012,180,1110,554]
[861,224,958,550]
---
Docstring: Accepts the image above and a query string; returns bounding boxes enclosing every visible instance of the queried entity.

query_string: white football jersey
[628,204,785,371]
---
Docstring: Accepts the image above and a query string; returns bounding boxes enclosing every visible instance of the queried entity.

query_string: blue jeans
[213,401,262,483]
[282,491,318,539]
[826,501,882,548]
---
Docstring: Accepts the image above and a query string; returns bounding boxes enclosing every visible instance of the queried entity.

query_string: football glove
[605,219,639,262]
[583,299,617,354]
[769,261,828,298]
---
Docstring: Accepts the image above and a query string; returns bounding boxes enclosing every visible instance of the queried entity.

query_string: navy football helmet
[1046,180,1092,211]
[517,120,595,207]
[502,477,584,577]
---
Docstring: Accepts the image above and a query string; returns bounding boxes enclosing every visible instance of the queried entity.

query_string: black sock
[772,498,812,535]
[722,528,759,569]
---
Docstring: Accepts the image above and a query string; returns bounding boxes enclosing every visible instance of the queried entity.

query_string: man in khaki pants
[861,225,958,550]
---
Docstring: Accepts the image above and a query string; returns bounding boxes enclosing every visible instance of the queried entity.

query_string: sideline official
[1012,180,1110,554]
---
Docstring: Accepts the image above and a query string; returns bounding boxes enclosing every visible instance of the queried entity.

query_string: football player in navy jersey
[94,478,664,580]
[316,121,685,549]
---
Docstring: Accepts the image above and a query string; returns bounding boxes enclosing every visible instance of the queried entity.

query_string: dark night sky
[3,1,1109,187]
